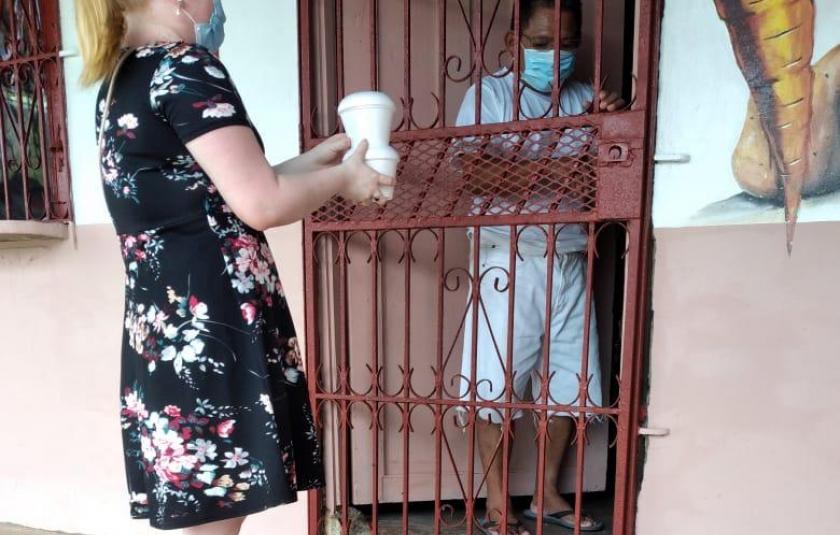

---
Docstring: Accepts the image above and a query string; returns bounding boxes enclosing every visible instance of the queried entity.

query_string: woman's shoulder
[135,42,229,78]
[134,42,216,62]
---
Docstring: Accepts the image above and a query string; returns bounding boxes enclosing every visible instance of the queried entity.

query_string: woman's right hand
[339,139,395,205]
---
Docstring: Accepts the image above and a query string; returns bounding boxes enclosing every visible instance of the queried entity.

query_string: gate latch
[638,427,670,437]
[599,142,632,166]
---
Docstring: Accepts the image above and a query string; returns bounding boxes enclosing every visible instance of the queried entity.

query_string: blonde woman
[75,1,390,533]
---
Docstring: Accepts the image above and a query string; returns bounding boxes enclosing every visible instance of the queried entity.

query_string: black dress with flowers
[96,43,323,530]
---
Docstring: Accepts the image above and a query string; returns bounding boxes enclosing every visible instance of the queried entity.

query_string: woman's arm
[187,127,391,231]
[273,134,352,176]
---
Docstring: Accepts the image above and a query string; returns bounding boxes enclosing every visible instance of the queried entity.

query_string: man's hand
[595,90,624,112]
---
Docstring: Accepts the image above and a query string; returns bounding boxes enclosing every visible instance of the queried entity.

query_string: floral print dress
[96,43,323,530]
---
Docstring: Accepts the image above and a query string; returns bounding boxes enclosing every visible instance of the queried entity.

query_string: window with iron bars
[0,0,71,223]
[299,1,659,534]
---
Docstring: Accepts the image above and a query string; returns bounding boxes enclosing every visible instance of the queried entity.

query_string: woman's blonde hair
[75,0,146,86]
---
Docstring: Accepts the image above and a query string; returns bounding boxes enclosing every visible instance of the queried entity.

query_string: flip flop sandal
[522,509,605,532]
[477,517,530,535]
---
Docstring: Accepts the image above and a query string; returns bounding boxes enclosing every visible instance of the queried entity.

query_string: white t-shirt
[456,70,595,255]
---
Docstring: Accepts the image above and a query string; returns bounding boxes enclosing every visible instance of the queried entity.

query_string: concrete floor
[0,526,74,535]
[2,494,614,535]
[365,493,614,535]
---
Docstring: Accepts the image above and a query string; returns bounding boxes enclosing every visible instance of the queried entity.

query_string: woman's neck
[123,13,186,48]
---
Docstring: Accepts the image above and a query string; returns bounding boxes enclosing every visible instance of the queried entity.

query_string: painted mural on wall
[713,0,840,250]
[652,0,840,236]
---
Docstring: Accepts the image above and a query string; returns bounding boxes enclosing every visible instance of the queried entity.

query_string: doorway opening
[298,1,659,534]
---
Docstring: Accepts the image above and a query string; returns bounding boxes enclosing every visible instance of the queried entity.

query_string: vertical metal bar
[437,0,446,127]
[9,0,19,60]
[9,0,30,220]
[14,62,32,220]
[49,1,72,222]
[401,229,412,535]
[633,0,654,111]
[533,224,558,535]
[466,225,481,535]
[403,0,412,129]
[338,231,350,535]
[499,225,518,532]
[1,80,12,219]
[298,0,315,146]
[592,0,605,113]
[9,5,31,223]
[550,0,562,116]
[611,220,642,535]
[336,0,346,102]
[472,0,483,125]
[572,224,597,535]
[622,3,664,530]
[370,0,379,91]
[512,0,521,121]
[33,61,50,219]
[370,231,380,535]
[303,227,321,535]
[433,229,446,535]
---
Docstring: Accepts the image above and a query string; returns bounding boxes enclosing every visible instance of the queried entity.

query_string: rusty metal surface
[298,2,660,534]
[0,0,71,222]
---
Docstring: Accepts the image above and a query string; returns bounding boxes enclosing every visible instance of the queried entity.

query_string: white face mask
[177,0,227,53]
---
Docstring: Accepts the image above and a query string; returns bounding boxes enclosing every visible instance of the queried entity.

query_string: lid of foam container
[338,91,396,114]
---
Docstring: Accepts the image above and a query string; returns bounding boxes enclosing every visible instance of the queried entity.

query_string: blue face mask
[521,48,576,92]
[181,0,226,53]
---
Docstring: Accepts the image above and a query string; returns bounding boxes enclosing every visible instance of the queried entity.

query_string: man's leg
[528,252,603,530]
[530,416,600,530]
[477,416,530,535]
[531,416,575,513]
[477,417,514,523]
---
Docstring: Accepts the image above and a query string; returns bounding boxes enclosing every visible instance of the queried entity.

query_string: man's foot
[477,517,531,535]
[528,495,603,531]
[525,504,603,532]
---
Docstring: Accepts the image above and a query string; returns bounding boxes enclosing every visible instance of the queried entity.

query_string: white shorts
[460,246,602,423]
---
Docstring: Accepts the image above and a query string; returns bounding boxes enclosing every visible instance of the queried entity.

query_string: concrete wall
[636,1,840,533]
[0,1,308,534]
[637,223,840,534]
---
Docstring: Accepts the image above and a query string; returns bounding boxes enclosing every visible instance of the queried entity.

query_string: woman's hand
[273,134,352,176]
[338,139,395,205]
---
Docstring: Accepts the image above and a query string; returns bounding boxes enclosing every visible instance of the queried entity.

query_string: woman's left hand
[307,133,352,170]
[275,134,352,176]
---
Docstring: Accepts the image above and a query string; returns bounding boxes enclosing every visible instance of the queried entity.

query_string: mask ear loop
[175,0,197,24]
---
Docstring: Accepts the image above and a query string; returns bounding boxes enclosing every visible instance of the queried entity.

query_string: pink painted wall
[0,225,308,535]
[636,222,840,534]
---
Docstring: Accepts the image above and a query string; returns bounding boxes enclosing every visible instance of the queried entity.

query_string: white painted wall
[61,0,304,226]
[652,0,840,228]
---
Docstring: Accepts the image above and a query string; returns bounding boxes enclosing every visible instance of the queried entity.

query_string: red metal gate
[299,1,660,534]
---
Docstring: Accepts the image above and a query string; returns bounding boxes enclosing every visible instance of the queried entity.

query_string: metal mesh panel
[311,124,599,226]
